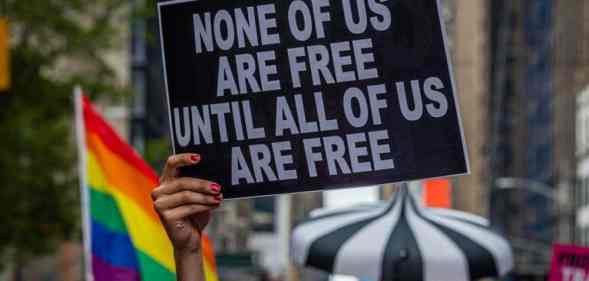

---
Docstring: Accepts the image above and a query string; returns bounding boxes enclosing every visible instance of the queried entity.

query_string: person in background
[151,154,223,281]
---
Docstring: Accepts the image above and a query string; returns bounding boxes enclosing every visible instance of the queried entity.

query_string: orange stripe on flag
[202,235,220,281]
[86,132,160,222]
[0,18,9,92]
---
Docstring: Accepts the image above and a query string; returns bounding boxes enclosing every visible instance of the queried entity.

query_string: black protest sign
[158,0,469,199]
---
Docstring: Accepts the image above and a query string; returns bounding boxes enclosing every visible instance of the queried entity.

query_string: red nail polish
[210,183,221,193]
[190,155,200,162]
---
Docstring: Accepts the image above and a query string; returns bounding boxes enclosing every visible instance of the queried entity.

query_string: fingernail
[215,194,223,201]
[210,183,221,193]
[190,154,201,162]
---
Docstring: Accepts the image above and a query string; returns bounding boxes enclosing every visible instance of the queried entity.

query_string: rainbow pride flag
[75,90,219,281]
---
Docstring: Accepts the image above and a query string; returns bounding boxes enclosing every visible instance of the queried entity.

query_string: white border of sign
[156,0,471,198]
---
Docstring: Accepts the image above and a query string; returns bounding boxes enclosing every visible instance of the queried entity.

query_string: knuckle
[150,189,159,201]
[205,195,215,203]
[169,180,182,192]
[181,178,203,192]
[192,178,208,191]
[181,191,193,202]
[178,177,190,187]
[162,211,173,221]
[200,179,212,189]
[172,180,185,192]
[189,205,200,213]
[154,198,164,210]
[196,193,207,203]
[166,156,179,168]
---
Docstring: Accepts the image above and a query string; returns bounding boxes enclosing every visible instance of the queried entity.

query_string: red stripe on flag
[82,96,159,184]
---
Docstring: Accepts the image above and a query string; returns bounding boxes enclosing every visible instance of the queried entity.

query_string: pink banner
[549,244,589,281]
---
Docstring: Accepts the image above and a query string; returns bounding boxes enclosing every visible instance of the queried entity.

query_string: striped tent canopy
[291,186,513,281]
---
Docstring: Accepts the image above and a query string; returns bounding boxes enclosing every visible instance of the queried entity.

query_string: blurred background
[0,0,587,280]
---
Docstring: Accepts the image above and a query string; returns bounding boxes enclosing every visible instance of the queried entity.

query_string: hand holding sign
[152,154,222,252]
[158,0,468,198]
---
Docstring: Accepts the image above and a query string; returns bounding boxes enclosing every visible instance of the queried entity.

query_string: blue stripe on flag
[91,219,139,269]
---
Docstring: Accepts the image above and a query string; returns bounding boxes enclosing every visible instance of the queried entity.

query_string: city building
[486,3,556,277]
[487,1,586,279]
[441,0,491,217]
[553,0,589,246]
[560,1,589,247]
[445,0,588,279]
[577,86,589,245]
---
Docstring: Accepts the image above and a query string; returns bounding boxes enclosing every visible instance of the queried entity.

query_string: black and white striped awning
[291,186,513,281]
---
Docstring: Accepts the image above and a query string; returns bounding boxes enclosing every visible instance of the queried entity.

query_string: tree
[0,0,132,271]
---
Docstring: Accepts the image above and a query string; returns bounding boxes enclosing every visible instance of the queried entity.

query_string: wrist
[174,247,201,260]
[174,248,204,281]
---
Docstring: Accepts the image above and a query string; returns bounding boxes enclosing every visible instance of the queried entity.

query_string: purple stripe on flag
[93,254,141,281]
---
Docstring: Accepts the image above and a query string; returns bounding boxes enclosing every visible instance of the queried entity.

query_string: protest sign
[549,244,589,281]
[158,0,469,198]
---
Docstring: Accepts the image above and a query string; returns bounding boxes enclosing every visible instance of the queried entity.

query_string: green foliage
[143,137,171,173]
[0,0,133,264]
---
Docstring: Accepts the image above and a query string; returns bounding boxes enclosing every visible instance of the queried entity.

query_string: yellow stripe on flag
[112,189,176,272]
[86,152,108,194]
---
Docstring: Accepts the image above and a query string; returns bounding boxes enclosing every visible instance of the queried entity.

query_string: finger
[161,204,219,221]
[152,178,221,200]
[154,191,222,211]
[160,153,201,182]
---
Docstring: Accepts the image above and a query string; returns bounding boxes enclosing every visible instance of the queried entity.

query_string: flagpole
[74,86,93,281]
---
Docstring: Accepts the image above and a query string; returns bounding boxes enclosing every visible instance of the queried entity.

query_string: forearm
[175,250,205,281]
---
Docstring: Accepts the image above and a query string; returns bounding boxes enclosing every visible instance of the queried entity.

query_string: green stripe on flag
[138,250,176,281]
[89,187,127,233]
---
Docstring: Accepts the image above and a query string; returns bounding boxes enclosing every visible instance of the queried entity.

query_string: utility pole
[277,195,298,281]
